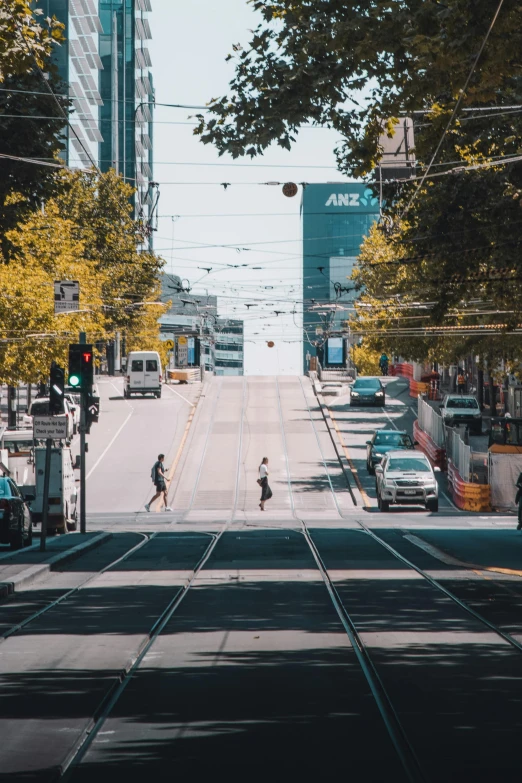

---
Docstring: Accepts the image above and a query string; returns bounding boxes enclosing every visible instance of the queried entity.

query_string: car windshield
[446,397,478,409]
[0,479,7,495]
[387,457,431,472]
[2,439,32,454]
[374,433,412,447]
[30,401,49,416]
[354,379,380,390]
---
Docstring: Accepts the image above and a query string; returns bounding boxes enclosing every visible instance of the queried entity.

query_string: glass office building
[45,0,104,167]
[215,320,244,376]
[302,183,380,370]
[99,0,154,223]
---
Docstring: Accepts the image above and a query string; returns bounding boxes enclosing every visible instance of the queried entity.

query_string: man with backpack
[145,453,172,512]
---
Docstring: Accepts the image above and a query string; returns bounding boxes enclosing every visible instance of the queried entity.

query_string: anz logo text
[325,190,379,207]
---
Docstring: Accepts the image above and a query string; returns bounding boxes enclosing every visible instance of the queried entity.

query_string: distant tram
[488,417,522,454]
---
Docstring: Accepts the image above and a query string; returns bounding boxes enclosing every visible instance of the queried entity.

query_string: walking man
[145,453,172,512]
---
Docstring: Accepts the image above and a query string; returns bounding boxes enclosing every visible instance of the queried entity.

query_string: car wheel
[380,498,390,512]
[10,531,24,550]
[427,498,439,512]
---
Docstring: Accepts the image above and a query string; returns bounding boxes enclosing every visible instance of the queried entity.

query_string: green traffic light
[69,374,80,387]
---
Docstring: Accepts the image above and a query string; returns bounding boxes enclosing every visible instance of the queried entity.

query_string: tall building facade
[214,320,244,376]
[44,1,154,228]
[45,0,104,168]
[99,0,154,225]
[302,183,380,371]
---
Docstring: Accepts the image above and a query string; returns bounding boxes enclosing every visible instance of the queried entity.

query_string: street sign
[178,336,187,345]
[165,339,174,350]
[54,280,79,313]
[315,326,323,335]
[33,416,68,439]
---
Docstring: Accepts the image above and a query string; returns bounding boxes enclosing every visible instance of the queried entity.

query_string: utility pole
[115,331,121,374]
[78,333,88,534]
[39,438,52,552]
[7,386,16,428]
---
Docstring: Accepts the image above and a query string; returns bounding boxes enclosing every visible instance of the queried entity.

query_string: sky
[149,0,352,375]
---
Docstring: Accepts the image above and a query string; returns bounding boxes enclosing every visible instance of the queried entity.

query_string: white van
[124,351,162,398]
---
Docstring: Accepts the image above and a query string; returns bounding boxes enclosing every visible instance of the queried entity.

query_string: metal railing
[417,395,445,448]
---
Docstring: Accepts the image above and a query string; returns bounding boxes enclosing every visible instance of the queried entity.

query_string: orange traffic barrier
[447,460,491,511]
[413,420,446,470]
[391,364,429,398]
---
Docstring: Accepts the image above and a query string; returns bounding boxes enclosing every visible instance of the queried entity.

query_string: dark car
[366,430,415,474]
[0,477,33,550]
[350,377,386,406]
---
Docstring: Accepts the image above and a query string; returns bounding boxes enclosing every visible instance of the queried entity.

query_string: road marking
[162,384,194,406]
[328,407,371,508]
[153,395,198,512]
[404,532,522,577]
[86,410,133,480]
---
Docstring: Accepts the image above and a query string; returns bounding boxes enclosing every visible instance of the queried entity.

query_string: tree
[194,0,522,368]
[0,169,167,384]
[194,0,522,175]
[0,1,70,244]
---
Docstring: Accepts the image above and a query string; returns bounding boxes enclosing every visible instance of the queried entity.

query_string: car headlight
[473,412,481,418]
[374,452,384,458]
[376,391,384,396]
[384,479,395,488]
[351,391,359,397]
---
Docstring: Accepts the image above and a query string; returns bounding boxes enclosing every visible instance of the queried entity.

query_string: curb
[0,531,111,598]
[312,380,362,507]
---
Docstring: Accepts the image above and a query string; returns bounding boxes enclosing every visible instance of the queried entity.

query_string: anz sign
[325,189,379,208]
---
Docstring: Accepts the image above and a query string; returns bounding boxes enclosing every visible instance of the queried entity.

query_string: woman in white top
[259,457,272,511]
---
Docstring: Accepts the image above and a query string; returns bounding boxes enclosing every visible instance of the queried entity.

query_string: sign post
[39,439,52,552]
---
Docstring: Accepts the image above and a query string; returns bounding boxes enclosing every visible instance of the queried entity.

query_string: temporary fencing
[489,453,522,511]
[418,396,445,448]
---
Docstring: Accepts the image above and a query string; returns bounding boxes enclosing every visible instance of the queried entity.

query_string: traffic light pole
[80,390,87,534]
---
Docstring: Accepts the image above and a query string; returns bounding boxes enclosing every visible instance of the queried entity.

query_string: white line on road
[86,409,133,480]
[162,383,195,406]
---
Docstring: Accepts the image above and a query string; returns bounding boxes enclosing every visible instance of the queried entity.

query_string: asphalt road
[2,374,522,781]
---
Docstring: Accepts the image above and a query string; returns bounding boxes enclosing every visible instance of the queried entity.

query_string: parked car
[366,430,415,474]
[439,394,482,435]
[350,377,386,406]
[24,397,74,443]
[64,393,80,434]
[0,476,33,549]
[375,450,440,512]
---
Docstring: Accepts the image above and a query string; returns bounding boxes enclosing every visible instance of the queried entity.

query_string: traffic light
[68,343,94,391]
[49,361,65,415]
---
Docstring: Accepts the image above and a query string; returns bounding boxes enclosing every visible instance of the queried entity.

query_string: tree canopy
[195,0,522,369]
[0,170,166,384]
[0,1,70,241]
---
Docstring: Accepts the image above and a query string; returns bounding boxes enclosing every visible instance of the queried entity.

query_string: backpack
[151,463,157,482]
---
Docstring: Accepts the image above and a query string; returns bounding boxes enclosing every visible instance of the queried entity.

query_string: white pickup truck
[0,428,36,500]
[30,445,78,534]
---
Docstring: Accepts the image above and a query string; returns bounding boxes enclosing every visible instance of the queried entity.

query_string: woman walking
[258,457,272,510]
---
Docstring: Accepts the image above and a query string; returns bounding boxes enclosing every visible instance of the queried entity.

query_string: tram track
[275,376,522,779]
[274,376,425,782]
[58,377,249,779]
